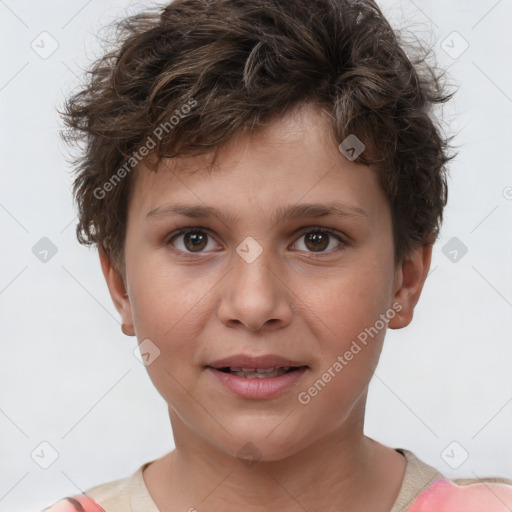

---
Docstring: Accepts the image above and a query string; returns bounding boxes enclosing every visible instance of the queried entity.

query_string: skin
[100,103,433,512]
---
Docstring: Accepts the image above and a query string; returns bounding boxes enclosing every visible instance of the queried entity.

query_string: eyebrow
[146,201,368,224]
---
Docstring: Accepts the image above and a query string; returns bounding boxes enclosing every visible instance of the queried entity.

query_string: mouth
[212,366,307,379]
[206,354,309,378]
[205,355,309,399]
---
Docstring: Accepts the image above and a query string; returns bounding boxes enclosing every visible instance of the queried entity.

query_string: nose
[216,241,294,332]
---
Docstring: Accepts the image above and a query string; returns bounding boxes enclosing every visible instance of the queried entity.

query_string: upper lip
[206,354,308,369]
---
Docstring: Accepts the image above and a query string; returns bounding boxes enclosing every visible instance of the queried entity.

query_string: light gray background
[1,1,511,510]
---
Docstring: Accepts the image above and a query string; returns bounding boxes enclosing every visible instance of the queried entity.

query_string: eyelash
[165,226,348,259]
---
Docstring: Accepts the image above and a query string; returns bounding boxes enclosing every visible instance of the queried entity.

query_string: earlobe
[99,249,135,336]
[388,242,433,330]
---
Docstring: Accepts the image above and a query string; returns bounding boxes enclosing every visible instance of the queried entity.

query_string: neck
[143,402,405,512]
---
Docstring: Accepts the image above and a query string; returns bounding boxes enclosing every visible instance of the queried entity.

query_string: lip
[206,366,308,399]
[205,354,309,400]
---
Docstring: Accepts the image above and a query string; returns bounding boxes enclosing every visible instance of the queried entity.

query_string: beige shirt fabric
[83,448,449,512]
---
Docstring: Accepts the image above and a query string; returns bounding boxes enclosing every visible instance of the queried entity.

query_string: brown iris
[184,231,208,252]
[304,231,329,252]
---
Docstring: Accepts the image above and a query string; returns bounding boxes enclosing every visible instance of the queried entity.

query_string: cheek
[125,262,214,405]
[127,271,208,407]
[127,252,212,338]
[296,277,390,420]
[299,262,392,342]
[295,257,393,404]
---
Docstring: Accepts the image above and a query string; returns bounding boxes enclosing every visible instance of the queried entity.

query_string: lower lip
[206,367,308,399]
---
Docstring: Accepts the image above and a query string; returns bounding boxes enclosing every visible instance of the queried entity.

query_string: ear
[388,242,433,330]
[99,249,135,336]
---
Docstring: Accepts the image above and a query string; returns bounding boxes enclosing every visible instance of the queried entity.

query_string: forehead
[128,104,388,228]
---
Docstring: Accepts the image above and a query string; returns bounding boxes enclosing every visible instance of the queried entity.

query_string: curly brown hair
[60,0,457,272]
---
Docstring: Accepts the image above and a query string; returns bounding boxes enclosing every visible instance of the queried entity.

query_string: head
[61,0,456,461]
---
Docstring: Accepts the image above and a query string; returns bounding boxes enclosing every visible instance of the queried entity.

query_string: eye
[291,228,345,255]
[166,226,346,257]
[167,227,219,254]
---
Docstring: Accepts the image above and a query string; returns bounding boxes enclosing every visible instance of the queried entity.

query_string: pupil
[185,232,207,251]
[306,232,328,251]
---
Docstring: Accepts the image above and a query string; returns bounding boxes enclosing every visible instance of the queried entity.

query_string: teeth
[257,366,291,373]
[227,366,294,378]
[230,366,291,373]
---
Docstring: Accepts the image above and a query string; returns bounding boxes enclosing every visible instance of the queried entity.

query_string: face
[102,104,429,462]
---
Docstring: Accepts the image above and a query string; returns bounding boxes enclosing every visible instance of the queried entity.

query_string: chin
[213,417,312,463]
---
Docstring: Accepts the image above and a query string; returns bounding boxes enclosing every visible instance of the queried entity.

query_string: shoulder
[43,469,134,512]
[392,449,512,512]
[43,494,106,511]
[409,476,512,511]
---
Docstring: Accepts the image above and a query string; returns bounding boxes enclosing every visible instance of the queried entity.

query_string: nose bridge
[232,235,278,298]
[217,235,292,330]
[239,236,275,278]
